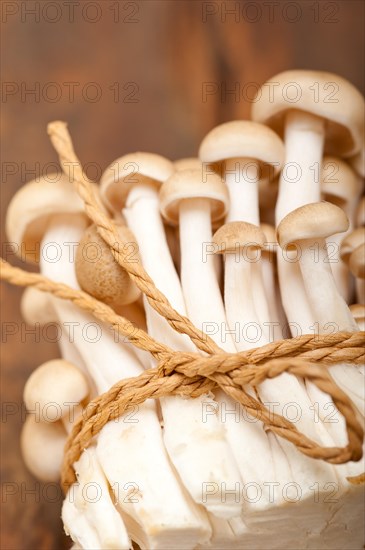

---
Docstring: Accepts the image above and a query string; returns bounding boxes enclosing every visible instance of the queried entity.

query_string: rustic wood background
[1,1,364,548]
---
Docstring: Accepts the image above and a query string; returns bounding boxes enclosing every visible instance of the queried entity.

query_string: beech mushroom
[349,304,365,330]
[340,227,365,303]
[252,70,365,333]
[100,153,246,522]
[321,156,363,301]
[23,359,88,430]
[199,121,285,333]
[76,223,140,308]
[277,202,364,420]
[7,175,209,549]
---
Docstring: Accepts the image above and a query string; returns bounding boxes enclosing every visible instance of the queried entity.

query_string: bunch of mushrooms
[4,69,365,550]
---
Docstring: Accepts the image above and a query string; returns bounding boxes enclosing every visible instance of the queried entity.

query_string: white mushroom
[199,120,285,333]
[252,70,365,334]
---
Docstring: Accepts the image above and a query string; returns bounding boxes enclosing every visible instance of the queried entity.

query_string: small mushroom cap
[199,121,285,179]
[252,70,364,157]
[21,287,55,325]
[261,223,277,252]
[76,224,141,307]
[277,202,349,249]
[160,169,229,226]
[349,303,365,322]
[5,174,87,263]
[340,227,365,263]
[321,157,363,205]
[349,244,365,279]
[23,359,89,421]
[212,221,265,254]
[100,152,174,213]
[21,415,66,482]
[173,158,202,172]
[356,197,365,227]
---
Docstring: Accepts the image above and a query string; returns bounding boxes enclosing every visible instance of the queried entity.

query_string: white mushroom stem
[276,111,324,221]
[223,160,273,334]
[224,159,260,225]
[69,448,132,550]
[123,185,242,521]
[276,111,325,334]
[260,250,285,339]
[298,240,358,332]
[298,241,364,420]
[40,215,209,549]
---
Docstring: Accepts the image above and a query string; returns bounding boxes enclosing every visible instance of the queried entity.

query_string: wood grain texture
[1,1,364,548]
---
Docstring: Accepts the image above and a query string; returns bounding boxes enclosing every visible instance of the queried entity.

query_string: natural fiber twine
[0,121,364,493]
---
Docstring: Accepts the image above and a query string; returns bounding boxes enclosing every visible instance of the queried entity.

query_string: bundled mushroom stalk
[3,70,365,550]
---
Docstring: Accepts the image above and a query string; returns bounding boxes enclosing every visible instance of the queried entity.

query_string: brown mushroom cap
[212,221,265,254]
[21,415,66,481]
[173,158,202,172]
[349,244,365,279]
[199,121,285,180]
[252,70,364,158]
[321,156,363,206]
[100,152,174,213]
[5,174,88,263]
[76,223,141,307]
[159,169,229,226]
[23,359,89,421]
[340,227,365,263]
[277,202,349,249]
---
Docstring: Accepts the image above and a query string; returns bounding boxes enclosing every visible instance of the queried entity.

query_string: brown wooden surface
[1,1,364,548]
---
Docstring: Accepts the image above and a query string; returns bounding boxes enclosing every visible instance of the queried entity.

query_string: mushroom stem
[224,158,260,224]
[124,187,242,521]
[276,110,324,222]
[40,215,209,549]
[299,239,358,332]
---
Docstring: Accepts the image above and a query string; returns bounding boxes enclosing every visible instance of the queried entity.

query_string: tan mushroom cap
[277,202,349,249]
[252,70,364,157]
[356,197,365,227]
[100,152,174,213]
[160,169,229,226]
[23,359,89,421]
[21,287,55,325]
[21,415,66,482]
[349,244,365,279]
[199,120,285,180]
[212,221,265,254]
[173,158,202,172]
[5,174,88,264]
[76,224,141,307]
[321,156,363,205]
[340,227,365,263]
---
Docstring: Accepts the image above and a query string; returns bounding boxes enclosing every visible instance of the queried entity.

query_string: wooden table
[1,1,364,548]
